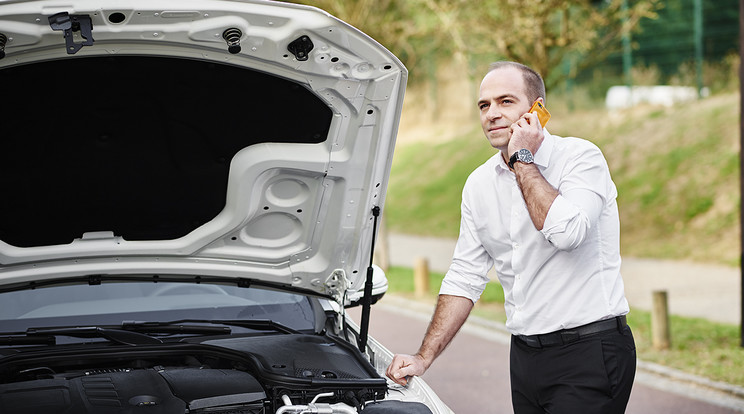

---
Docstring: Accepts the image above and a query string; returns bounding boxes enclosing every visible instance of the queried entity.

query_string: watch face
[518,148,534,164]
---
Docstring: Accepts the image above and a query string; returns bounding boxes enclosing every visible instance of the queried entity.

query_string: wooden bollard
[651,290,671,350]
[414,257,430,298]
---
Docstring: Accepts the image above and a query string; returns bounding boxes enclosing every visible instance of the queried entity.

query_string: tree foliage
[288,0,660,89]
[465,0,659,88]
[286,0,464,79]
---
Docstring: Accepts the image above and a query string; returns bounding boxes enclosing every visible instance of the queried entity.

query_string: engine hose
[276,393,357,414]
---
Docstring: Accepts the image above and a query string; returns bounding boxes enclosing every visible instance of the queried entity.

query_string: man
[385,61,636,413]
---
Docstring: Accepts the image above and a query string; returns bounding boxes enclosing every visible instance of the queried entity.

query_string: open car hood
[0,0,406,303]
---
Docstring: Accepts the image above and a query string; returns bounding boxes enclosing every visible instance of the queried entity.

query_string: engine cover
[0,367,266,413]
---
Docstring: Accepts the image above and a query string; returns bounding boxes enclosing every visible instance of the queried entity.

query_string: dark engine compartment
[1,366,266,413]
[0,56,332,248]
[0,334,388,413]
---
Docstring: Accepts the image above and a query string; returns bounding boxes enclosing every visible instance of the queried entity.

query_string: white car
[0,1,453,413]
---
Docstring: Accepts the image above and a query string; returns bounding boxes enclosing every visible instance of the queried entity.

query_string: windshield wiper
[25,326,163,346]
[123,319,301,335]
[209,319,302,334]
[7,323,232,347]
[0,335,56,346]
[120,321,232,335]
[0,328,151,346]
[0,319,299,347]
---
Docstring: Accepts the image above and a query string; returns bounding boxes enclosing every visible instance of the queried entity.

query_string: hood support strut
[357,205,380,353]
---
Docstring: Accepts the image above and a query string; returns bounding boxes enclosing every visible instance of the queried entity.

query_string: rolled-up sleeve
[541,189,602,250]
[541,142,614,251]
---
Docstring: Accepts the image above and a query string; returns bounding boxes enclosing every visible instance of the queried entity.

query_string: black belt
[515,315,627,348]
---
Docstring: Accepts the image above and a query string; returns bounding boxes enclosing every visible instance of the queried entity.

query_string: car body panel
[0,1,454,412]
[0,0,405,304]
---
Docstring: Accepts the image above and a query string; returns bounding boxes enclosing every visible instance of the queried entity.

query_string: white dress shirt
[439,130,630,335]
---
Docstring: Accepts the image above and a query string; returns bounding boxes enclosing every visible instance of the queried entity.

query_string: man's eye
[479,103,488,110]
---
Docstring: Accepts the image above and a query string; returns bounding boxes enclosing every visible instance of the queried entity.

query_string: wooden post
[651,290,671,350]
[414,257,430,298]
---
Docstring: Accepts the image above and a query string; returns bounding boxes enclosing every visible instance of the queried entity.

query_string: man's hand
[384,295,474,387]
[506,99,558,230]
[386,353,427,386]
[507,102,545,157]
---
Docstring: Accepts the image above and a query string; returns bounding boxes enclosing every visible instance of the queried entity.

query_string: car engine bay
[0,332,429,413]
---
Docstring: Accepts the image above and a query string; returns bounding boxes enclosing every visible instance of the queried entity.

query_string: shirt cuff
[542,194,573,235]
[439,271,486,304]
[541,194,593,251]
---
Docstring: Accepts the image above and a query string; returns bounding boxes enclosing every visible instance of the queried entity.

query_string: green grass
[387,92,741,266]
[384,266,744,386]
[627,311,744,385]
[386,134,493,237]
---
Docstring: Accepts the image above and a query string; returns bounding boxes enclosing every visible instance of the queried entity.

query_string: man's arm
[385,294,474,386]
[513,162,558,230]
[507,111,558,230]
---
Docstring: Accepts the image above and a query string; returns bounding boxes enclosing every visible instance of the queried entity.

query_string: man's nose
[486,105,501,120]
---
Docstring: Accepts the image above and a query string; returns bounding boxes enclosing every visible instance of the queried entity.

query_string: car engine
[0,333,434,414]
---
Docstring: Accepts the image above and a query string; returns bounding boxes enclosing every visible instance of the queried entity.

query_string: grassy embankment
[386,92,740,265]
[382,91,743,386]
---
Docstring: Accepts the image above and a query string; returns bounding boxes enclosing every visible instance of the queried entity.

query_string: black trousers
[510,324,636,414]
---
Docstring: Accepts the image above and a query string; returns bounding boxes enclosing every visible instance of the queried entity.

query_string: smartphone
[529,99,551,127]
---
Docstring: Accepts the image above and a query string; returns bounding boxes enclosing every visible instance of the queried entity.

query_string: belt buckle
[560,330,580,344]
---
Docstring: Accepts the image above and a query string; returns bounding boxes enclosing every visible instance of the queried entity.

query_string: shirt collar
[495,128,554,173]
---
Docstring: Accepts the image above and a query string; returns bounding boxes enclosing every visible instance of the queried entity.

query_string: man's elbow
[543,215,591,251]
[546,233,585,251]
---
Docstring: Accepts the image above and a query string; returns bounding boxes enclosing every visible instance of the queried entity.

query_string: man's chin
[485,136,508,151]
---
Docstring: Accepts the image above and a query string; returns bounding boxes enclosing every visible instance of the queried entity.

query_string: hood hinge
[325,269,349,303]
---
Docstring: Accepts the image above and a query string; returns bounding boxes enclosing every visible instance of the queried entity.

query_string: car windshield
[0,281,317,334]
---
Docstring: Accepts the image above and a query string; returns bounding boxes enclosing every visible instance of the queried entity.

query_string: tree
[461,0,660,89]
[287,0,659,89]
[286,0,464,82]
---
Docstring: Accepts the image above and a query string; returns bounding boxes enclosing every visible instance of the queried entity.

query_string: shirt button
[513,243,519,249]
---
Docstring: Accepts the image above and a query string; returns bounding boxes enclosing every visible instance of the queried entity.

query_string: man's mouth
[488,125,508,133]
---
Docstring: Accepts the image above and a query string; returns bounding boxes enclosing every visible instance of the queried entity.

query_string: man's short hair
[488,61,546,104]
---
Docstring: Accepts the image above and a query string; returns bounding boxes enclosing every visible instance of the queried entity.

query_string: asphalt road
[348,299,744,413]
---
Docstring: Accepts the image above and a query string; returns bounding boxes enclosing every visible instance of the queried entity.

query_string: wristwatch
[508,148,534,169]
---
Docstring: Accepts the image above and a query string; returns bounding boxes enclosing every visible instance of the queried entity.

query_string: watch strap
[508,151,518,169]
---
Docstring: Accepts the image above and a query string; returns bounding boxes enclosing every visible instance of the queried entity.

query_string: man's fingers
[518,112,539,128]
[386,354,419,386]
[391,370,409,386]
[392,369,412,386]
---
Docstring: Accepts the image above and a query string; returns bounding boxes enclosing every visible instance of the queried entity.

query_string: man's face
[477,67,534,153]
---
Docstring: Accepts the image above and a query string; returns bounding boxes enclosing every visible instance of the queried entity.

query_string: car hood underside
[0,0,407,304]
